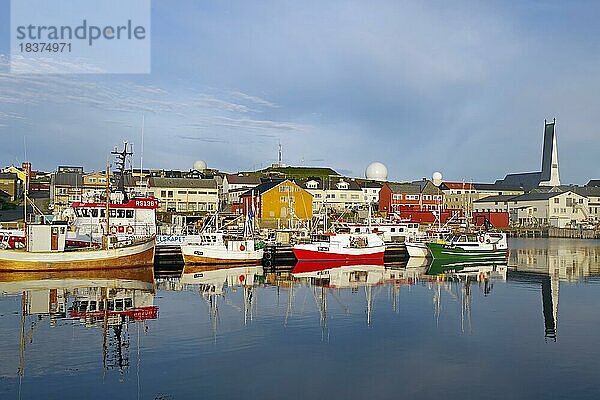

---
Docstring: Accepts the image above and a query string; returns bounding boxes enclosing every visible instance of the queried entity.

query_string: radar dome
[193,160,207,171]
[365,162,388,181]
[432,171,443,186]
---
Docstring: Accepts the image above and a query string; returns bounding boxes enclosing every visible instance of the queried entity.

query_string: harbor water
[1,238,599,399]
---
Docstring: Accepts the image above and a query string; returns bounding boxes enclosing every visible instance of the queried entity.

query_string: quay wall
[505,227,600,239]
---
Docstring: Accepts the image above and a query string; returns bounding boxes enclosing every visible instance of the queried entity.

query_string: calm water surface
[1,238,599,400]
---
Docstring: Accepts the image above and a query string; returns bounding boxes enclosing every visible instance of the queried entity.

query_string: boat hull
[181,246,264,265]
[0,239,155,272]
[292,246,385,262]
[405,242,430,258]
[426,242,507,261]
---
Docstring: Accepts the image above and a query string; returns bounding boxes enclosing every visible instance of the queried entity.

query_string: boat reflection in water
[291,260,428,330]
[508,239,600,342]
[181,264,264,334]
[424,259,508,333]
[0,266,157,380]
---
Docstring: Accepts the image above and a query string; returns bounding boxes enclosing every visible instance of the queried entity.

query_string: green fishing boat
[426,232,508,262]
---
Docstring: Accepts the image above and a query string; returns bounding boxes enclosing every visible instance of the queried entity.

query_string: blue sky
[1,0,599,183]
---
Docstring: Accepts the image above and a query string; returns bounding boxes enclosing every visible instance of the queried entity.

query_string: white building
[148,177,218,213]
[361,182,383,205]
[301,178,364,213]
[475,190,588,228]
[223,175,261,194]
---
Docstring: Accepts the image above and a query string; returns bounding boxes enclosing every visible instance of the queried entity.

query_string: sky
[0,0,599,184]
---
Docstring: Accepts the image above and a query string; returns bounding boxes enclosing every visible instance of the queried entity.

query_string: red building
[379,181,444,214]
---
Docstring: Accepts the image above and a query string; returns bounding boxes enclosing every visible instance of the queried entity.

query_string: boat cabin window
[312,235,331,242]
[126,210,134,218]
[109,209,116,218]
[391,228,395,232]
[91,209,98,218]
[124,298,133,309]
[117,210,125,218]
[81,209,89,217]
[100,209,106,217]
[354,228,361,233]
[89,300,97,311]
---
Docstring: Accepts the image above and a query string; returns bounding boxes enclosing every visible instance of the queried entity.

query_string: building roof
[385,182,423,195]
[298,178,362,191]
[472,183,524,192]
[0,173,18,181]
[441,182,475,190]
[53,172,83,187]
[240,179,287,196]
[510,191,566,202]
[225,174,261,185]
[473,194,517,203]
[494,172,541,190]
[572,186,600,198]
[149,177,216,189]
[587,179,600,187]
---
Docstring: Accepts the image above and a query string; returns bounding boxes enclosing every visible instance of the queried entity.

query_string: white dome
[193,160,207,171]
[365,162,388,181]
[432,171,443,186]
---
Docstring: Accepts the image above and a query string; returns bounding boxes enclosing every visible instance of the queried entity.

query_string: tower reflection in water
[0,266,157,380]
[508,238,600,342]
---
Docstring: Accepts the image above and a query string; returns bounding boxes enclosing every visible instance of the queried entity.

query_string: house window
[161,190,167,197]
[554,198,559,204]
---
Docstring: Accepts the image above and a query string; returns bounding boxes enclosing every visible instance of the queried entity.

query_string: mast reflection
[0,267,157,378]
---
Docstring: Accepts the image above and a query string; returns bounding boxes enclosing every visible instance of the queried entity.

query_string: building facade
[301,178,364,213]
[474,191,588,228]
[50,166,84,215]
[0,173,23,201]
[379,181,444,214]
[239,179,312,223]
[148,177,218,213]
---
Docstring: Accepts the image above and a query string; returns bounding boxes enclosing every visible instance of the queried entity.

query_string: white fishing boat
[405,229,452,258]
[338,218,421,243]
[181,232,264,265]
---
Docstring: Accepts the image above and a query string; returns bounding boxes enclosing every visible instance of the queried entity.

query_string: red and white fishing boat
[0,228,26,249]
[65,197,159,247]
[293,232,385,262]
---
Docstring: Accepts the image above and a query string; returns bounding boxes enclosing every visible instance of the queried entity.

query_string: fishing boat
[181,232,264,264]
[0,227,25,249]
[426,232,508,262]
[0,162,155,272]
[0,223,155,272]
[181,264,263,294]
[293,232,385,262]
[65,197,159,246]
[405,228,451,258]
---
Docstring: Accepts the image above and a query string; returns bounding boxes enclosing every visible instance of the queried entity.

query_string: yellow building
[241,179,312,224]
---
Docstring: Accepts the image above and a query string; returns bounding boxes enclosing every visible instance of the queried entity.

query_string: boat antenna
[140,114,145,196]
[111,142,133,202]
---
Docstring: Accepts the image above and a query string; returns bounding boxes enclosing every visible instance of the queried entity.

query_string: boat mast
[105,163,110,249]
